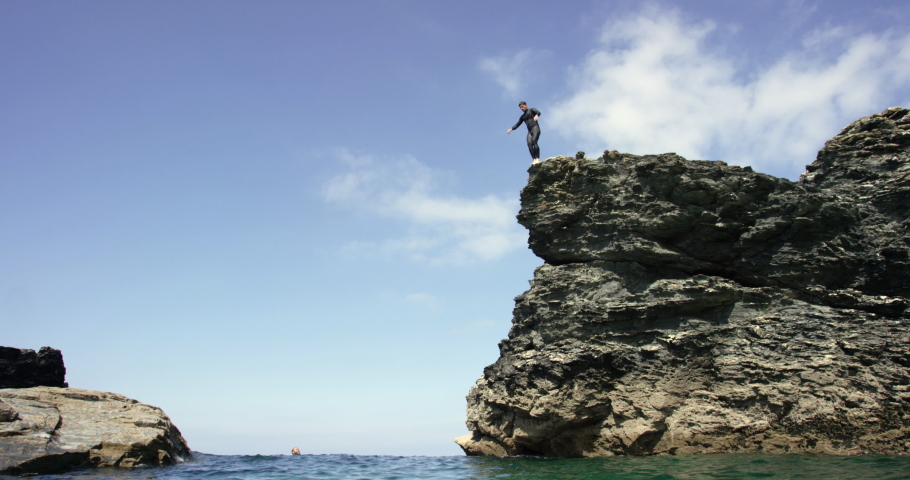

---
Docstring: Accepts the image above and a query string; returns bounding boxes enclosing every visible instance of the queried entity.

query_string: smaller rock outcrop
[0,346,66,388]
[0,387,190,474]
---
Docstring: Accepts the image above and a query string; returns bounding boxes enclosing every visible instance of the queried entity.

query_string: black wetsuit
[512,108,541,160]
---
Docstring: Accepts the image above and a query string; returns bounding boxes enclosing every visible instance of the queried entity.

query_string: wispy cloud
[324,149,525,264]
[405,293,441,310]
[550,6,910,178]
[479,49,536,97]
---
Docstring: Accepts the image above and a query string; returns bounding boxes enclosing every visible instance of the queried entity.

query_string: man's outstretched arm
[507,114,526,133]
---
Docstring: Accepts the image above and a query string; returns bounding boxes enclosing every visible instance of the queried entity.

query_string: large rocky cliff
[457,107,910,457]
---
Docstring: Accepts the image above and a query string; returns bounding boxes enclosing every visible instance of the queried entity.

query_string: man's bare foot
[531,158,541,164]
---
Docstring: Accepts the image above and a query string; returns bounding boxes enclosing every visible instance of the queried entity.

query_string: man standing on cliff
[507,101,542,164]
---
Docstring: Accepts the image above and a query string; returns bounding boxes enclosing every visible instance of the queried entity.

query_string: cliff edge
[457,107,910,457]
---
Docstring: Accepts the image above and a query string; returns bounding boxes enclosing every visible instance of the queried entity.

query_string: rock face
[0,387,190,474]
[0,346,67,389]
[458,107,910,457]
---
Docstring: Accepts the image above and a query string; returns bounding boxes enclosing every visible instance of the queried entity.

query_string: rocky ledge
[457,107,910,457]
[0,387,190,474]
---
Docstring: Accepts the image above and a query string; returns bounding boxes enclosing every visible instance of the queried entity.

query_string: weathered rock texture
[0,387,190,474]
[0,346,66,389]
[458,107,910,457]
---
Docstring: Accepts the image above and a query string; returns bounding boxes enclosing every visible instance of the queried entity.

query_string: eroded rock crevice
[459,107,910,457]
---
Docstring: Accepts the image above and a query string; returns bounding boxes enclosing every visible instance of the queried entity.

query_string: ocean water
[6,453,910,480]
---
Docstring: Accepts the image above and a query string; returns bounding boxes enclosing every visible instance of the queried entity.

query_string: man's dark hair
[518,101,527,106]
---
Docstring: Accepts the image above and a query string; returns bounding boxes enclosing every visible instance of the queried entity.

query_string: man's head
[519,101,527,112]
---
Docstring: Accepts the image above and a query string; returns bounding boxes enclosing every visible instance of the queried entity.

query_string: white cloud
[324,149,526,264]
[479,49,536,96]
[405,293,441,310]
[550,7,910,178]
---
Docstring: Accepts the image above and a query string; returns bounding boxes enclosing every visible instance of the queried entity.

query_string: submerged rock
[0,387,190,474]
[458,107,910,457]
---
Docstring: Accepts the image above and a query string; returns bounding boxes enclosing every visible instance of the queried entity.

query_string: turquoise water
[6,453,910,480]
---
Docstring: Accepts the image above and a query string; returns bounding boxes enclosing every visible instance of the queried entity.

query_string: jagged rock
[0,346,67,388]
[0,387,190,474]
[458,107,910,457]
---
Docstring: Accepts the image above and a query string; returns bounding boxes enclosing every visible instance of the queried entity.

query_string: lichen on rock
[457,107,910,457]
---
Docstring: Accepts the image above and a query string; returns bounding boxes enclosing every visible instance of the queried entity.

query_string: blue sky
[2,1,909,456]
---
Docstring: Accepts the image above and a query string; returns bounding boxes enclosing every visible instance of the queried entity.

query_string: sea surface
[5,453,910,480]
